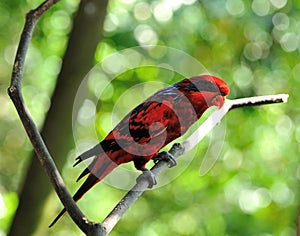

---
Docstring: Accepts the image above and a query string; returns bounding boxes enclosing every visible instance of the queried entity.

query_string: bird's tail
[49,154,118,227]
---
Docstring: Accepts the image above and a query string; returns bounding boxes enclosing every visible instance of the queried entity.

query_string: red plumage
[49,74,229,227]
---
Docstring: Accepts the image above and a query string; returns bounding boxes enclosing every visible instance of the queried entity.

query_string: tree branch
[183,94,289,152]
[7,0,105,235]
[101,93,289,234]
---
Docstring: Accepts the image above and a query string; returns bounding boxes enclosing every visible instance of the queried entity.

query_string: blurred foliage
[1,0,300,235]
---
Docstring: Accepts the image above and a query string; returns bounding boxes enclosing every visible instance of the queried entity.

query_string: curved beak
[212,95,225,109]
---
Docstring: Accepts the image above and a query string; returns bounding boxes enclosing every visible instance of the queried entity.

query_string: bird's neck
[184,93,210,118]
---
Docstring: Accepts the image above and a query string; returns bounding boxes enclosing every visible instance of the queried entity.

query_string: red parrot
[49,74,229,227]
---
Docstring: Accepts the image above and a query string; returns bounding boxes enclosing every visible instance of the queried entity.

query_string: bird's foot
[137,168,157,189]
[153,151,177,168]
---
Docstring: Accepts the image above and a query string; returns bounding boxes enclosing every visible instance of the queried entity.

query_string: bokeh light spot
[223,149,243,171]
[233,65,253,88]
[134,2,151,21]
[270,0,287,9]
[97,112,114,134]
[134,24,158,46]
[50,11,71,30]
[243,43,260,61]
[103,13,119,32]
[252,0,270,16]
[271,182,294,207]
[272,13,289,31]
[280,32,299,52]
[153,2,173,23]
[77,99,96,126]
[225,0,245,16]
[172,212,197,235]
[181,0,197,5]
[275,114,293,137]
[99,83,114,101]
[102,53,128,74]
[238,187,271,214]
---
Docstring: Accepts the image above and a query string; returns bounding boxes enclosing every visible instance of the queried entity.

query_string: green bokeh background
[1,0,300,235]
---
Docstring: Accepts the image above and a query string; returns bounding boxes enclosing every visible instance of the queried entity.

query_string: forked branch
[7,0,103,235]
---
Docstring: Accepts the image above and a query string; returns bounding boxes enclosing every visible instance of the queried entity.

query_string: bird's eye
[221,91,226,96]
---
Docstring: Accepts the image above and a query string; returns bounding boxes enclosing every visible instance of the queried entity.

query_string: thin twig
[7,0,105,235]
[102,93,289,233]
[182,94,289,151]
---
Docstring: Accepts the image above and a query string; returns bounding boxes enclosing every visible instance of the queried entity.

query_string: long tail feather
[49,154,118,227]
[49,208,67,228]
[73,144,102,167]
[76,167,90,182]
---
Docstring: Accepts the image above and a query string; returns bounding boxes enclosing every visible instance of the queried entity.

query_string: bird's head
[175,74,230,110]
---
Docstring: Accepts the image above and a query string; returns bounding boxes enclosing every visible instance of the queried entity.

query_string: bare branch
[102,93,289,233]
[228,94,289,110]
[183,94,289,151]
[7,0,105,235]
